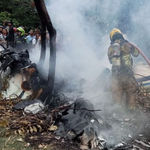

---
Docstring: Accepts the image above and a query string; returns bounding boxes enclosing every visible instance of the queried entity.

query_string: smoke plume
[30,0,150,145]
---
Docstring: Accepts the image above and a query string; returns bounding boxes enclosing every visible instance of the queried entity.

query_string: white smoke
[30,0,150,145]
[130,1,150,60]
[46,0,119,83]
[31,0,150,83]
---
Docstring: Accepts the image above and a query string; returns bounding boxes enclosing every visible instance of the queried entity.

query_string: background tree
[0,0,40,31]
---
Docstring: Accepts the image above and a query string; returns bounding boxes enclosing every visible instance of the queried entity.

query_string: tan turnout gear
[108,29,139,109]
[111,71,138,109]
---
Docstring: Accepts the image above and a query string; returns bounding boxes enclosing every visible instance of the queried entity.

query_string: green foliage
[0,11,11,24]
[0,0,40,32]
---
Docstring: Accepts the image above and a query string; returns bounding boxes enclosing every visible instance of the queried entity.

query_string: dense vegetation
[0,0,40,32]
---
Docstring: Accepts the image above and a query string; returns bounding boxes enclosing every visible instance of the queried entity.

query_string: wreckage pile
[1,94,150,150]
[0,98,81,150]
[0,95,113,150]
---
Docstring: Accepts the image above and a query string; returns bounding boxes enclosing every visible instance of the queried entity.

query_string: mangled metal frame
[33,0,56,104]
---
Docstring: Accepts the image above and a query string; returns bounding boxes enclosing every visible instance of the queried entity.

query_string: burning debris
[0,95,111,149]
[0,44,112,149]
[1,94,150,150]
[1,1,150,150]
[0,44,150,150]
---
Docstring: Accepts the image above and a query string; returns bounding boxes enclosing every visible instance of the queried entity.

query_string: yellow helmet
[109,28,122,40]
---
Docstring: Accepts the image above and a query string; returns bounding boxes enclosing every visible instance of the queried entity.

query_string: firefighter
[107,28,139,110]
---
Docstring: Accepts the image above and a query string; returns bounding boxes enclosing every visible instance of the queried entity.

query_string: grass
[0,135,33,150]
[0,127,54,150]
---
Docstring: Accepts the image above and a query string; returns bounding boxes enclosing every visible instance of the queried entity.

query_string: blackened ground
[25,132,81,150]
[101,107,150,150]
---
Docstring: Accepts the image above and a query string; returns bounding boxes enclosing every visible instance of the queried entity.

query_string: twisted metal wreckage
[0,0,150,150]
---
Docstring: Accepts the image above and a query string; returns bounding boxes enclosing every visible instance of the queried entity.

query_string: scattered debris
[124,119,130,122]
[0,97,112,149]
[135,140,150,148]
[17,138,24,142]
[24,101,44,114]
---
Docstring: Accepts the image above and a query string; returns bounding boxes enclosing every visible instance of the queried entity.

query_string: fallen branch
[135,140,150,148]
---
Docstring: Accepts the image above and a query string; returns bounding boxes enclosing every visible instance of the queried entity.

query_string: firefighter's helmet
[109,28,122,40]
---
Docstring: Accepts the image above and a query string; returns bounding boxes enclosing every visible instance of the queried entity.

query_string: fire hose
[129,42,150,67]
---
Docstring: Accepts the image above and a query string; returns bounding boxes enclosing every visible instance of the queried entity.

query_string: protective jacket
[108,39,139,73]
